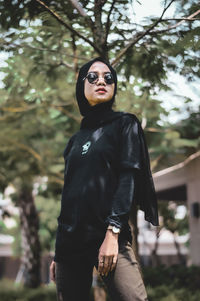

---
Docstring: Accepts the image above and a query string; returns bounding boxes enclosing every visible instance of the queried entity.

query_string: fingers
[110,254,117,272]
[98,256,116,277]
[98,236,119,277]
[103,256,112,276]
[98,256,104,276]
[50,261,56,283]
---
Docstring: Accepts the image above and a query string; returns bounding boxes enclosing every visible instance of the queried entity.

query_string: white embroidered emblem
[82,141,91,155]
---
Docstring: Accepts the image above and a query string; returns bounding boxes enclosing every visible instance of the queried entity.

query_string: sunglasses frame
[83,72,114,85]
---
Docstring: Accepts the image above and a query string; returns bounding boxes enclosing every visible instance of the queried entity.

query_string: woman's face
[84,61,115,106]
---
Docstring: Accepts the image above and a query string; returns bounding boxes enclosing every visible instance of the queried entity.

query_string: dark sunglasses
[83,72,114,85]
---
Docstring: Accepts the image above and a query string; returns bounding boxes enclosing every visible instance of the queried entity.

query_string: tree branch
[68,0,94,29]
[112,0,200,67]
[71,33,79,77]
[68,0,88,17]
[59,60,74,70]
[161,17,200,21]
[111,0,175,67]
[35,0,101,54]
[47,175,64,186]
[3,138,42,161]
[1,105,37,113]
[151,9,200,34]
[93,0,107,57]
[8,43,88,62]
[50,104,81,123]
[105,0,117,42]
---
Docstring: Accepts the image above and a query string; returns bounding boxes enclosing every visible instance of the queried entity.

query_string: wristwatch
[107,225,121,234]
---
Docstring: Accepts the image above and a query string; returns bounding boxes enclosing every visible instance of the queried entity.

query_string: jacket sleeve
[118,115,141,170]
[105,116,141,229]
[117,113,159,226]
[105,170,135,229]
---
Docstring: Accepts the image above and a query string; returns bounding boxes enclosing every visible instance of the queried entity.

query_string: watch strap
[107,225,121,234]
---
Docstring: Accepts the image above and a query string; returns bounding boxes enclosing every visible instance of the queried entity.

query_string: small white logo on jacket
[82,141,91,154]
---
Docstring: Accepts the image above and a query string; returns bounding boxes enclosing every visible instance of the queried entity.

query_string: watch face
[113,226,120,233]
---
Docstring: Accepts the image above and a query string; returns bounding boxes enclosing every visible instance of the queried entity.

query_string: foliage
[143,264,200,291]
[1,0,200,81]
[0,21,80,285]
[0,0,199,179]
[0,280,57,301]
[156,201,189,264]
[1,264,200,301]
[0,280,93,301]
[0,0,199,264]
[147,285,200,301]
[158,201,188,235]
[35,192,60,252]
[2,215,22,256]
[0,0,200,288]
[174,108,200,154]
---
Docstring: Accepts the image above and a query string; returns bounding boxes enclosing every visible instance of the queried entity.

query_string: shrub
[143,265,200,291]
[0,281,56,301]
[1,265,200,301]
[147,285,200,301]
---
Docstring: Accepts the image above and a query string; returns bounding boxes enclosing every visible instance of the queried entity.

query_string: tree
[0,26,79,286]
[0,0,199,288]
[158,201,189,265]
[1,1,200,77]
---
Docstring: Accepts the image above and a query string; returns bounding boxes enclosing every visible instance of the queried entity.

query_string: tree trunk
[173,233,186,265]
[151,228,161,266]
[93,0,108,60]
[18,183,41,288]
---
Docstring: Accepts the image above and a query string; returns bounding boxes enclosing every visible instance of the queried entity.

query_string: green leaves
[35,194,60,251]
[0,0,199,255]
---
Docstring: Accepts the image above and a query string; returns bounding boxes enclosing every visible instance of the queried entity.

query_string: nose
[96,76,106,85]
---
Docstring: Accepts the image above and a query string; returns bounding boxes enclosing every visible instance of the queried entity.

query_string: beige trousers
[56,240,148,301]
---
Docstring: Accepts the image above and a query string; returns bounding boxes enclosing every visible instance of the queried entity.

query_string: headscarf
[76,57,117,117]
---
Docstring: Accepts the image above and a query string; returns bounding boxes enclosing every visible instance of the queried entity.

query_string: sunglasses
[83,72,114,85]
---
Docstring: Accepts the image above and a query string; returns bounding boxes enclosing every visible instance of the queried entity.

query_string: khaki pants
[56,240,148,301]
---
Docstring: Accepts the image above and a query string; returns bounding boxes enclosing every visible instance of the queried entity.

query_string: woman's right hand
[50,260,56,283]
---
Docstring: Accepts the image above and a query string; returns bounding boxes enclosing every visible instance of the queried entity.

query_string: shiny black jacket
[54,111,159,262]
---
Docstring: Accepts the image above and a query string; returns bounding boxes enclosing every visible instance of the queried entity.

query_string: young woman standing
[50,57,159,301]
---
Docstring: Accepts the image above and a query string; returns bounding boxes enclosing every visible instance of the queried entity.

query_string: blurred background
[0,0,200,300]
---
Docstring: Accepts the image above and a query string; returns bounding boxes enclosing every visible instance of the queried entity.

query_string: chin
[96,98,111,104]
[88,98,111,106]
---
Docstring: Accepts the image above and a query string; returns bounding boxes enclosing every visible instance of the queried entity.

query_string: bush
[1,265,200,301]
[0,280,95,301]
[147,285,200,301]
[0,280,56,301]
[1,284,200,301]
[143,265,200,291]
[143,265,200,301]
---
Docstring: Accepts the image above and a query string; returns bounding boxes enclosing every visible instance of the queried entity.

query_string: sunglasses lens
[87,73,98,83]
[104,73,114,84]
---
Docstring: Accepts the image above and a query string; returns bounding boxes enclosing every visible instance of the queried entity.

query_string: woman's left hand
[98,230,119,277]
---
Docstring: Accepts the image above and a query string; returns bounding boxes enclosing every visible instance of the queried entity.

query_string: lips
[95,88,107,93]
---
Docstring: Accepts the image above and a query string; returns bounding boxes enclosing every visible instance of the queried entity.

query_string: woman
[50,57,159,301]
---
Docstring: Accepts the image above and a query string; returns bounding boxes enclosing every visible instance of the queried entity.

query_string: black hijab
[75,57,159,226]
[76,57,117,116]
[76,57,124,129]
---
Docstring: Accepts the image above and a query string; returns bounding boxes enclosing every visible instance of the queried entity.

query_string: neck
[84,100,114,117]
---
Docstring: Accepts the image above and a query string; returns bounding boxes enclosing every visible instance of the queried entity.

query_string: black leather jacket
[54,111,159,262]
